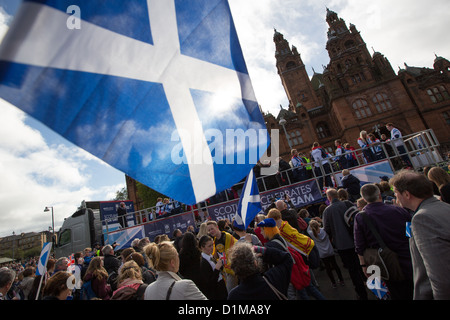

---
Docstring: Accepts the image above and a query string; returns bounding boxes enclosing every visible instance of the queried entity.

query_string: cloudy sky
[0,0,449,237]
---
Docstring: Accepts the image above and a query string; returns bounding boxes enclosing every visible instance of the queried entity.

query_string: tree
[136,182,165,209]
[113,187,128,201]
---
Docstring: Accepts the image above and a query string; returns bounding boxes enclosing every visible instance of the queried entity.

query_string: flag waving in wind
[0,0,269,205]
[36,242,52,276]
[235,168,262,230]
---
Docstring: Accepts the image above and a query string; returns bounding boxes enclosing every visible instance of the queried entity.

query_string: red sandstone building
[265,9,450,160]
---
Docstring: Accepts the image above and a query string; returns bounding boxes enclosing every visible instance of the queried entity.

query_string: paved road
[308,253,376,300]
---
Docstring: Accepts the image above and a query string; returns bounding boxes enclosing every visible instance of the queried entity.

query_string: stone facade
[267,9,450,161]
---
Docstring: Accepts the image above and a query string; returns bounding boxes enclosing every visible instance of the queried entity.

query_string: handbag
[166,281,176,300]
[262,276,288,300]
[361,212,405,282]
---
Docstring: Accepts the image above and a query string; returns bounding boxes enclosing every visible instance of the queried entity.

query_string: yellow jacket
[212,231,236,275]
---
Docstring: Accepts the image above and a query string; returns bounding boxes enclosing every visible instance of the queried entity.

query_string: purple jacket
[354,202,413,279]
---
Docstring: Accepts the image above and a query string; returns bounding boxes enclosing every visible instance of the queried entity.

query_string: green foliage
[136,182,166,209]
[113,187,128,201]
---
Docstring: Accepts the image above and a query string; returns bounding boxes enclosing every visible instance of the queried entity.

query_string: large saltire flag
[234,168,262,229]
[0,0,269,205]
[36,242,52,276]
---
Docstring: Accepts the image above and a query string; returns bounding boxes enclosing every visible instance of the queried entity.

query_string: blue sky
[0,0,449,237]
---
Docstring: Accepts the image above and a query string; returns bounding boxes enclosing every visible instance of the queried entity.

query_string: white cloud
[0,99,125,237]
[0,6,11,42]
[337,0,450,70]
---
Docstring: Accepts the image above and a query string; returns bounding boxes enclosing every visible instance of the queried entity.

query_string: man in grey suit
[391,170,450,300]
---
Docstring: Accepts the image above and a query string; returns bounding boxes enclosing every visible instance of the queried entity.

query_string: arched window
[427,86,449,103]
[372,93,393,113]
[286,61,296,69]
[290,130,304,146]
[443,111,450,126]
[352,99,372,119]
[316,122,331,139]
[344,40,355,49]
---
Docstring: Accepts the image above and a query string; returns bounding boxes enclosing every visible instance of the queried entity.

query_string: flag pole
[35,242,52,300]
[35,273,45,300]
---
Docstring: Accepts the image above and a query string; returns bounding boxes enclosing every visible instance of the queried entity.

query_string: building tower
[274,29,322,112]
[322,8,396,100]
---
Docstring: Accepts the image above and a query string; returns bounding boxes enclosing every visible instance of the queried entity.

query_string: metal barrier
[103,129,445,231]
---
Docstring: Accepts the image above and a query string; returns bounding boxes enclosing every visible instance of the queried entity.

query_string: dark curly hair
[228,242,261,280]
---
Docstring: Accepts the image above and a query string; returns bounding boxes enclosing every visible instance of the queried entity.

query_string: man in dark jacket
[323,189,368,300]
[275,198,301,232]
[341,169,361,202]
[102,245,121,275]
[117,202,128,228]
[354,183,413,300]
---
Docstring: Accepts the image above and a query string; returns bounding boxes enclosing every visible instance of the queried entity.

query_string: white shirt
[201,252,223,281]
[390,127,404,147]
[311,148,329,167]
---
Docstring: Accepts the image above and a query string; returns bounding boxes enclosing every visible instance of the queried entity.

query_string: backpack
[320,148,328,159]
[111,284,148,300]
[107,271,118,291]
[273,239,311,290]
[344,204,359,234]
[306,245,320,269]
[80,280,97,300]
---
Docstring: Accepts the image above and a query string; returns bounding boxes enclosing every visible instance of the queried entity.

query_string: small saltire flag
[67,253,75,273]
[235,168,262,229]
[367,277,389,300]
[36,242,52,276]
[406,222,412,238]
[0,0,269,205]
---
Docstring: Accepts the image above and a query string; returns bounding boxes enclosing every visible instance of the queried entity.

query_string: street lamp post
[12,231,15,260]
[44,206,54,244]
[279,117,293,150]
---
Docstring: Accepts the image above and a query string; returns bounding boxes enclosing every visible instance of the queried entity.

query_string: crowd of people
[2,157,450,301]
[282,123,415,194]
[117,124,426,232]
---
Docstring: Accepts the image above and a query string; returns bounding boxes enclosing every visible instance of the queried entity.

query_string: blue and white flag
[36,242,52,276]
[0,0,269,205]
[235,168,262,229]
[367,277,389,300]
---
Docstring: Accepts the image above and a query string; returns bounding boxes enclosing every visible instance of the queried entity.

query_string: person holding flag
[234,168,262,230]
[208,167,263,292]
[206,220,237,293]
[267,209,315,257]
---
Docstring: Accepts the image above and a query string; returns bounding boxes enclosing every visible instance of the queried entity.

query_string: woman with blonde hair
[143,241,206,300]
[427,167,450,203]
[357,130,375,163]
[83,256,111,300]
[196,221,208,239]
[111,260,146,300]
[125,252,157,285]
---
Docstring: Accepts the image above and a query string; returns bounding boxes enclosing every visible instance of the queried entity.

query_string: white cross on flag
[235,168,262,230]
[0,0,269,205]
[36,242,52,276]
